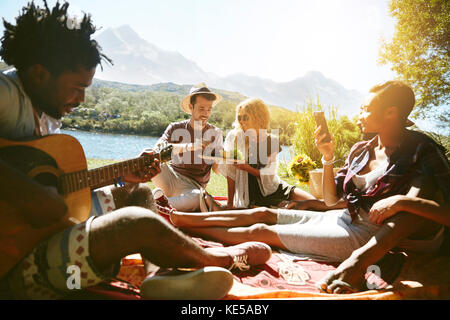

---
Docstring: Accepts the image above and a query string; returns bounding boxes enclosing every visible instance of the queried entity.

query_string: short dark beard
[29,89,62,119]
[31,91,68,120]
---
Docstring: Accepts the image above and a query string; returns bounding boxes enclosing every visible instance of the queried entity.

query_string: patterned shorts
[5,187,121,299]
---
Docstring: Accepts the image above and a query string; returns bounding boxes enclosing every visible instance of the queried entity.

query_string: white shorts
[151,163,203,212]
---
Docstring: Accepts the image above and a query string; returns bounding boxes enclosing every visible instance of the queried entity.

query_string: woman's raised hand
[314,126,335,161]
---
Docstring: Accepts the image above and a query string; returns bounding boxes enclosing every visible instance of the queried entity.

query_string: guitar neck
[60,154,158,194]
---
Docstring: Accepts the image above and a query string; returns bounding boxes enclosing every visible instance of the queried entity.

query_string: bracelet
[321,156,335,166]
[114,176,126,187]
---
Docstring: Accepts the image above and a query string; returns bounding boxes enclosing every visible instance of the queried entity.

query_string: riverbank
[62,129,294,162]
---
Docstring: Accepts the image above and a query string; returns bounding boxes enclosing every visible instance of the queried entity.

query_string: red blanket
[81,236,405,300]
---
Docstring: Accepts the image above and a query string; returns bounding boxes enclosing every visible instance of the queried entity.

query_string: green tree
[269,106,299,145]
[140,111,169,135]
[209,100,237,133]
[379,0,449,117]
[64,80,318,142]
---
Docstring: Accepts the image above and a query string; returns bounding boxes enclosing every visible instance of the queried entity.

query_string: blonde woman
[221,98,315,209]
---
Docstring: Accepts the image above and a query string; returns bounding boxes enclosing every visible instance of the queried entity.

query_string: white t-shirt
[0,70,61,139]
[352,161,389,192]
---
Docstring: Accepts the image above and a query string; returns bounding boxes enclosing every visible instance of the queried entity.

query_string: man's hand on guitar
[123,150,161,184]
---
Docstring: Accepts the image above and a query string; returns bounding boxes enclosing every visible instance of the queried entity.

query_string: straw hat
[180,82,222,114]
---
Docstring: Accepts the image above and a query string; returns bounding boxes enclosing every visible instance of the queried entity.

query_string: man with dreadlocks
[0,1,271,299]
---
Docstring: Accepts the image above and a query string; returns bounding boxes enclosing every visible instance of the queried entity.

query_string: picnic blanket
[82,236,450,300]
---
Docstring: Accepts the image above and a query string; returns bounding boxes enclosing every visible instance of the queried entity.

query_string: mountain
[210,71,363,115]
[95,25,363,116]
[91,78,249,103]
[95,25,212,85]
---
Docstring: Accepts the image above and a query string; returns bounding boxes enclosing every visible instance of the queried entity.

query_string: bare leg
[110,183,159,273]
[318,175,442,294]
[290,187,316,201]
[171,207,278,228]
[182,223,289,250]
[88,207,233,273]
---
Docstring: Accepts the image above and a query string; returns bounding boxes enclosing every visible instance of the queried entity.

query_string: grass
[86,158,118,169]
[206,171,228,196]
[86,158,309,197]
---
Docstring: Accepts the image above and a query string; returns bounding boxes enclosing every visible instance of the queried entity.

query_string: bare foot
[200,189,223,212]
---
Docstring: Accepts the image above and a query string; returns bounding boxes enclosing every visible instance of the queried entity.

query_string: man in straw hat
[152,83,224,212]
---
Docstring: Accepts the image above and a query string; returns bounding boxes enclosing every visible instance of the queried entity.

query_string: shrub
[291,99,362,168]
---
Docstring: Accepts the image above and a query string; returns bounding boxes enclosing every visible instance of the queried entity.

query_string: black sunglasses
[238,114,249,121]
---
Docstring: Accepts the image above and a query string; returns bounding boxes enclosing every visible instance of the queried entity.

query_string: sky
[0,0,397,94]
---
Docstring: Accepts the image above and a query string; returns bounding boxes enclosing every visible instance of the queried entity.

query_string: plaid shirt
[335,130,450,222]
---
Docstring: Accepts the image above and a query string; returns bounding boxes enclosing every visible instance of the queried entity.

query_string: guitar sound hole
[0,145,58,173]
[0,145,60,192]
[34,172,58,189]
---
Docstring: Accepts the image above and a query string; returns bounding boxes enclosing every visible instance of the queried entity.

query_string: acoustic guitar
[0,134,172,278]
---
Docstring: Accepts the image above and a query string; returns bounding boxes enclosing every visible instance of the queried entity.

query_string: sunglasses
[238,114,249,121]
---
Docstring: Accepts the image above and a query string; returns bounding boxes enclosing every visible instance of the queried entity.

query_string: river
[61,129,294,162]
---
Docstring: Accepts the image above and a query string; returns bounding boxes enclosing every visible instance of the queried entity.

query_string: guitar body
[0,134,91,278]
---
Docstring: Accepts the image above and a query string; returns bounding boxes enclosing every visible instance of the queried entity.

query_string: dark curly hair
[0,0,112,75]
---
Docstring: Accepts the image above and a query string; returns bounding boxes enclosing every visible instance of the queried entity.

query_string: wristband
[114,176,126,187]
[321,156,335,166]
